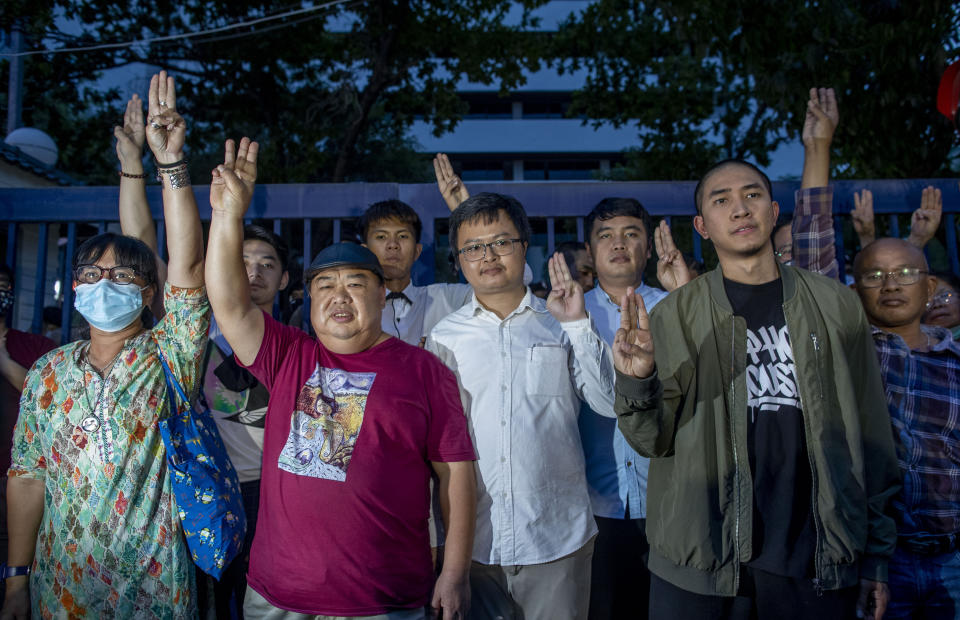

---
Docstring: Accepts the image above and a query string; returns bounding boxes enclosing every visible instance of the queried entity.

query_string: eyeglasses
[457,238,523,262]
[857,267,927,289]
[930,290,957,307]
[75,265,140,285]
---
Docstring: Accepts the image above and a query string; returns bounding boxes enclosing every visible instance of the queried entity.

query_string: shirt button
[501,419,507,426]
[501,456,506,463]
[501,384,507,392]
[626,461,632,467]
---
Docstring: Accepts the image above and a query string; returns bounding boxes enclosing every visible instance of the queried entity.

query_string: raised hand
[114,94,146,168]
[907,185,942,248]
[654,219,691,292]
[802,87,839,147]
[852,189,876,247]
[613,289,655,379]
[210,137,259,217]
[546,252,587,322]
[145,70,186,165]
[433,153,470,212]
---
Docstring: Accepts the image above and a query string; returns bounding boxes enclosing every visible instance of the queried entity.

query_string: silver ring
[159,100,167,107]
[150,121,161,129]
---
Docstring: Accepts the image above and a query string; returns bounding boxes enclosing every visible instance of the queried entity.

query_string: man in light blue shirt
[579,198,690,620]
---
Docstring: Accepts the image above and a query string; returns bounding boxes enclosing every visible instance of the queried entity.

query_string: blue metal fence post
[61,222,77,345]
[302,219,312,335]
[945,214,960,277]
[833,216,846,282]
[546,217,555,256]
[5,224,16,269]
[31,223,49,335]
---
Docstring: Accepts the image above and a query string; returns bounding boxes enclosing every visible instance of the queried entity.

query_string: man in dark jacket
[610,157,900,620]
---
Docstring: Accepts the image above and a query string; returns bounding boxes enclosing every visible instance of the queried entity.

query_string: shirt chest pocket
[525,344,570,397]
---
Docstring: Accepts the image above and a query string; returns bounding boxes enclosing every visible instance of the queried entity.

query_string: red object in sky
[937,59,960,127]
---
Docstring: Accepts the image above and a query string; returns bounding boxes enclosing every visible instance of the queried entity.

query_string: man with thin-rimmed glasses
[426,192,616,620]
[852,237,960,619]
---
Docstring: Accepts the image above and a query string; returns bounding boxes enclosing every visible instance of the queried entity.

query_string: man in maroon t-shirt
[0,265,56,603]
[204,140,477,620]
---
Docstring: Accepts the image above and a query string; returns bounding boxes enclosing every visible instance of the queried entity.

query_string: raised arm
[654,220,692,292]
[116,94,157,251]
[145,71,203,288]
[907,186,942,249]
[116,93,167,317]
[613,289,688,458]
[852,189,876,249]
[433,153,470,212]
[801,87,838,189]
[205,138,263,365]
[793,87,839,279]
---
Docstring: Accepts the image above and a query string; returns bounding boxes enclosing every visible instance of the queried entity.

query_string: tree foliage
[1,0,547,184]
[555,0,960,180]
[1,1,958,185]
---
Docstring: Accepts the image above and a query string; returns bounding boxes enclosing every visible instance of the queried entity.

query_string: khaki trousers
[468,537,596,620]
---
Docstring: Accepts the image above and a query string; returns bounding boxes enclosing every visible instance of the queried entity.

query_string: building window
[523,160,598,181]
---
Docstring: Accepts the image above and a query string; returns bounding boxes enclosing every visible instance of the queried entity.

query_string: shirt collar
[386,282,419,305]
[470,287,544,318]
[871,324,960,355]
[591,281,653,309]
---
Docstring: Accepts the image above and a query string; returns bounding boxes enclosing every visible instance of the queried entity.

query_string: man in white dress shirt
[426,192,616,620]
[359,200,473,346]
[578,198,691,620]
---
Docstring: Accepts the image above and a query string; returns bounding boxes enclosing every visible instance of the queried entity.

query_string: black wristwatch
[0,563,30,580]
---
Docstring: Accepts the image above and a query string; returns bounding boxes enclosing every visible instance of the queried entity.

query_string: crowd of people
[0,70,958,620]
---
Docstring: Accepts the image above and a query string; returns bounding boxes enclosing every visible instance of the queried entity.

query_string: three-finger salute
[613,288,655,379]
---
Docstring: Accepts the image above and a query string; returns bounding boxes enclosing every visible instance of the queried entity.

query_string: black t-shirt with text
[723,277,816,579]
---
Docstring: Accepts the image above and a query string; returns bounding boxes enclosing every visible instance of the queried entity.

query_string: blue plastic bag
[157,348,246,579]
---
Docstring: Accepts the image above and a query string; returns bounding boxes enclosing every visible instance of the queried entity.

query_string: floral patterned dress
[9,285,210,619]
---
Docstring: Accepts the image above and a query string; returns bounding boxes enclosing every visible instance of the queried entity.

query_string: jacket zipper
[810,333,824,399]
[730,317,742,593]
[806,331,824,595]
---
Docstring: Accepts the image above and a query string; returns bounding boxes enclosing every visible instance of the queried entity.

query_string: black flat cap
[304,242,384,284]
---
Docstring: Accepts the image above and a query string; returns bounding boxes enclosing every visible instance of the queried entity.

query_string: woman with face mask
[2,71,214,620]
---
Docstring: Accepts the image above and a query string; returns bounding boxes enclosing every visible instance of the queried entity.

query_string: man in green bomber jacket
[609,158,900,620]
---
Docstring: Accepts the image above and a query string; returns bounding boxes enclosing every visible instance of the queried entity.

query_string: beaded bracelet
[118,170,149,179]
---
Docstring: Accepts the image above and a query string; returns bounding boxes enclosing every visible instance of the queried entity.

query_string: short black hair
[359,200,423,244]
[244,225,289,271]
[555,241,586,275]
[932,271,960,292]
[693,159,773,216]
[449,192,532,252]
[73,232,158,289]
[0,264,12,286]
[585,198,654,246]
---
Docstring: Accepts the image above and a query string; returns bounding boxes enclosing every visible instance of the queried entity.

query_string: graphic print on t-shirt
[745,325,801,422]
[205,346,269,427]
[278,365,376,481]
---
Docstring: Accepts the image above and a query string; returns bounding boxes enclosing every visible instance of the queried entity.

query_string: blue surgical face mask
[73,279,146,333]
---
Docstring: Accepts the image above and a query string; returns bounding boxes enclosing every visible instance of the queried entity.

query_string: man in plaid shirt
[848,239,960,619]
[787,87,959,618]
